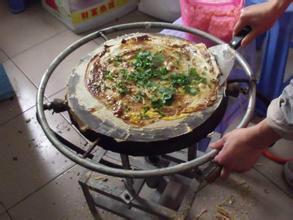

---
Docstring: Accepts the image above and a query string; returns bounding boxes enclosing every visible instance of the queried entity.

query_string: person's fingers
[233,14,257,47]
[210,138,225,149]
[214,151,222,162]
[233,9,247,36]
[214,154,221,164]
[220,167,231,179]
[240,30,258,47]
[233,20,245,37]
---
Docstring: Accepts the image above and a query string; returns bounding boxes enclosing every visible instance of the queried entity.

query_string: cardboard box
[42,0,138,33]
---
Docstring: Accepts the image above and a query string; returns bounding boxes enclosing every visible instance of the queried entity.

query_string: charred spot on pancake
[136,34,150,42]
[99,44,112,58]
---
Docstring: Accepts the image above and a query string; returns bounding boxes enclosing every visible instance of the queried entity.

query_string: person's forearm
[271,0,292,15]
[253,119,281,149]
[268,0,291,24]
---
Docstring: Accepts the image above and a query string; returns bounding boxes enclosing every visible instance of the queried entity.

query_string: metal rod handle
[36,22,256,178]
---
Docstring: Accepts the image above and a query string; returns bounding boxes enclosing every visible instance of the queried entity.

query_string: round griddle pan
[69,95,228,156]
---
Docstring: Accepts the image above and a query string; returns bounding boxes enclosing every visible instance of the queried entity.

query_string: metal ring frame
[36,22,256,178]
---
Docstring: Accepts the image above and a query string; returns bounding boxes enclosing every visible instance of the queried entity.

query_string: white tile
[255,157,293,199]
[0,50,8,63]
[93,10,161,43]
[0,204,5,216]
[107,10,160,25]
[0,60,37,125]
[12,31,98,96]
[9,166,117,220]
[188,169,293,220]
[270,139,293,160]
[0,107,87,208]
[0,2,65,57]
[0,213,10,220]
[254,141,293,199]
[0,203,11,220]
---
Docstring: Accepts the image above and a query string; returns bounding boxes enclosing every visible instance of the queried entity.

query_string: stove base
[79,170,202,220]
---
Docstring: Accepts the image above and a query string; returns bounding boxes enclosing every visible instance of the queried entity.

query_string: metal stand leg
[120,154,136,204]
[120,154,133,186]
[177,179,200,219]
[187,144,197,161]
[185,144,199,177]
[78,151,206,220]
[79,172,101,220]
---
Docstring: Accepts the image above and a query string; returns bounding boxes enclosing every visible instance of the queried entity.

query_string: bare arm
[211,81,293,178]
[210,1,293,178]
[210,119,280,178]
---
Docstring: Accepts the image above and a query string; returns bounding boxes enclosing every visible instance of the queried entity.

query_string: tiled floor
[189,170,293,220]
[0,2,292,220]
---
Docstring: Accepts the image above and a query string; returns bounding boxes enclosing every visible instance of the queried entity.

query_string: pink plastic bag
[180,0,244,44]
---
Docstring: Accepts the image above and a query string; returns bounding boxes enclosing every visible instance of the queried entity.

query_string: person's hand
[234,0,291,47]
[210,119,280,178]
